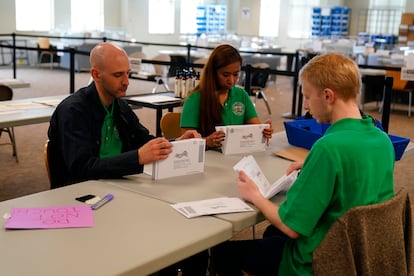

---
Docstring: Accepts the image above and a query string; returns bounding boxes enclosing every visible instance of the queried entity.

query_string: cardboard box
[399,24,409,36]
[398,36,408,44]
[407,31,414,42]
[401,13,414,25]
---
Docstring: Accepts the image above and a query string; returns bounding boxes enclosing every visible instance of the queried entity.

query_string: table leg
[156,108,163,137]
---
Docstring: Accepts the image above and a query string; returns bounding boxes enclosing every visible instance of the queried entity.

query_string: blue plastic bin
[389,134,410,161]
[284,119,410,161]
[283,119,329,150]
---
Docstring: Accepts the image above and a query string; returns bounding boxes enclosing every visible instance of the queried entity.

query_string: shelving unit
[311,6,350,38]
[196,4,227,34]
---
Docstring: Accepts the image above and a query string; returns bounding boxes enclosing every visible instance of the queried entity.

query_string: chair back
[313,188,413,276]
[249,63,270,90]
[386,70,409,91]
[152,54,171,77]
[43,140,66,189]
[38,37,51,49]
[0,85,13,101]
[43,140,52,185]
[160,112,182,139]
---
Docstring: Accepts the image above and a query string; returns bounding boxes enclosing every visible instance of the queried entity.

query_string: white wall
[0,0,16,33]
[237,0,260,36]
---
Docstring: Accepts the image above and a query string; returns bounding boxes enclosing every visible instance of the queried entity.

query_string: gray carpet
[1,66,413,214]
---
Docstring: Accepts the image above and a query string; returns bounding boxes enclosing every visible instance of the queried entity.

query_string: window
[71,0,104,32]
[287,0,320,38]
[259,0,280,37]
[16,0,53,31]
[148,0,175,34]
[365,0,406,35]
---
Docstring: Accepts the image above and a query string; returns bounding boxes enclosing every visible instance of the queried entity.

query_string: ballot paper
[171,197,254,218]
[215,124,269,155]
[148,138,206,180]
[233,155,298,199]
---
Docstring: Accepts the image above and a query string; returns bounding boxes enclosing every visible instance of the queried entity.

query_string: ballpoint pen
[91,194,114,210]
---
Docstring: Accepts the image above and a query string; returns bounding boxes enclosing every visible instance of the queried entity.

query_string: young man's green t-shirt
[278,116,395,275]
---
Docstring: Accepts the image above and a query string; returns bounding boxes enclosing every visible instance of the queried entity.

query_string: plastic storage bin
[284,119,410,161]
[389,134,410,161]
[283,119,330,150]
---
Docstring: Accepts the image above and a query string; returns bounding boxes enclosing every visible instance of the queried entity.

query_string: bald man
[48,42,200,188]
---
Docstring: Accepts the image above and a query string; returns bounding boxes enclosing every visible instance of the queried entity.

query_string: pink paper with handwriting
[4,205,94,229]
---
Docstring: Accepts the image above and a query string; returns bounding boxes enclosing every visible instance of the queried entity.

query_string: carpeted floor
[1,66,413,240]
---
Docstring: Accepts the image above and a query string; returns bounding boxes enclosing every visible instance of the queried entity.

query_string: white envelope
[150,138,206,180]
[215,124,269,155]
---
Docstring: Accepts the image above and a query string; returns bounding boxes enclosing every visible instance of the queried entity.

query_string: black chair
[244,63,272,115]
[0,85,18,162]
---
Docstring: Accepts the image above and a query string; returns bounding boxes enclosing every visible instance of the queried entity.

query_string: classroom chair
[43,140,52,185]
[243,63,272,115]
[160,112,182,139]
[313,188,413,276]
[386,70,413,117]
[43,139,65,189]
[37,37,57,69]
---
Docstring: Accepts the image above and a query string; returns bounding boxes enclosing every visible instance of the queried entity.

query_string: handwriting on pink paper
[4,205,94,229]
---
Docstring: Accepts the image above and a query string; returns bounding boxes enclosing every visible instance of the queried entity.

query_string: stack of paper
[171,197,254,218]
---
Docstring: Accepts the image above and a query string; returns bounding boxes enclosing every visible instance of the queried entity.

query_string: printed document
[148,138,206,180]
[215,124,269,155]
[233,155,298,199]
[171,197,254,218]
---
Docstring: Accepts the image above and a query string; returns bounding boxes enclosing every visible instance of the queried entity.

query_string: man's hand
[138,137,173,165]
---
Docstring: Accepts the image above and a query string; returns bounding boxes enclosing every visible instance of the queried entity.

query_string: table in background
[125,92,182,137]
[0,181,232,276]
[0,95,67,128]
[0,78,30,89]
